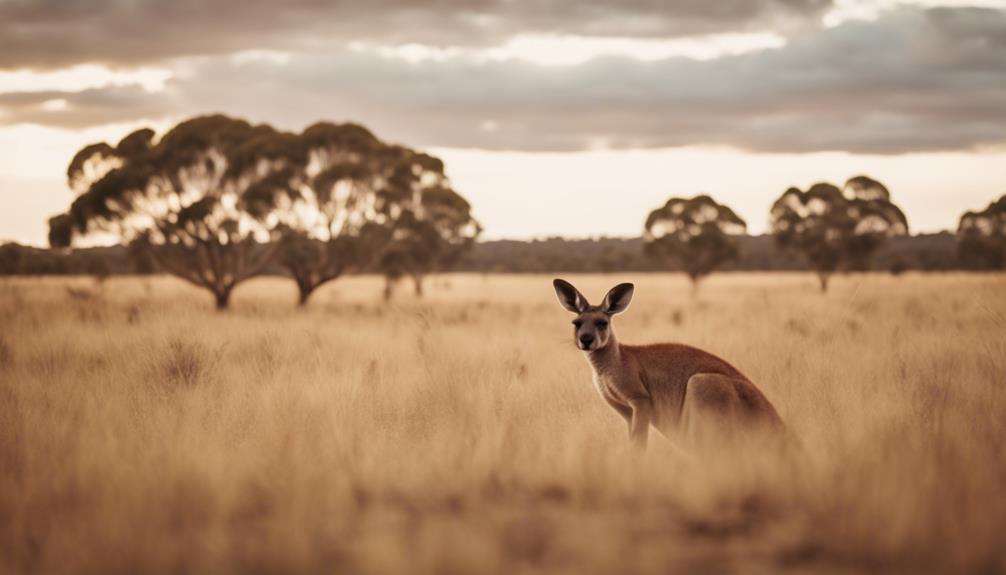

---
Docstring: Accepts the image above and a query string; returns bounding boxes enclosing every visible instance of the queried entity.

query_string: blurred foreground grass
[1,272,1004,574]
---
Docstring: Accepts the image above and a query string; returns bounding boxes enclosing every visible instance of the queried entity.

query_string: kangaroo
[553,279,784,450]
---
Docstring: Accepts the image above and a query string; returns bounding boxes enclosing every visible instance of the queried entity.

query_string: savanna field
[1,273,1004,574]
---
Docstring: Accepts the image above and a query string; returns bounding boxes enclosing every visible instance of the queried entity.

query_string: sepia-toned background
[2,1,1006,573]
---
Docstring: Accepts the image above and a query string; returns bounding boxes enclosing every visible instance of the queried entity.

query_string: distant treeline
[456,234,960,273]
[34,113,1006,305]
[0,232,962,277]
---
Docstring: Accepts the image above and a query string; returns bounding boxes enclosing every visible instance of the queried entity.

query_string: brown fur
[554,279,785,450]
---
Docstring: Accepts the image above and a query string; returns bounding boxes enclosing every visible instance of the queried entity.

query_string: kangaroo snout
[578,334,595,349]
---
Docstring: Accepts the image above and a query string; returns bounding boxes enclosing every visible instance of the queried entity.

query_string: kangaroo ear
[553,279,588,313]
[602,283,634,315]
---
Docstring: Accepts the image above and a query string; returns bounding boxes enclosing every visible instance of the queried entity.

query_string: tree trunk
[689,274,701,298]
[294,274,316,307]
[817,272,830,293]
[383,276,396,302]
[412,273,424,297]
[214,287,232,310]
[296,272,340,307]
[297,283,315,307]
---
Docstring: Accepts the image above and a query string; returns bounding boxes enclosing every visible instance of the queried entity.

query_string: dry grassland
[1,273,1004,574]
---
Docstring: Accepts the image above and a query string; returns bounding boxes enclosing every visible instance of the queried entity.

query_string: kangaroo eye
[595,320,608,329]
[572,320,583,328]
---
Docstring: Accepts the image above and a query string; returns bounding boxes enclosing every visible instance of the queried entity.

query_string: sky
[2,0,1005,244]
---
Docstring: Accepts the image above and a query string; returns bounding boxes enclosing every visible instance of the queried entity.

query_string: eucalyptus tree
[643,195,746,290]
[957,194,1006,270]
[240,122,391,305]
[373,148,481,299]
[769,175,909,292]
[241,124,470,305]
[48,115,288,309]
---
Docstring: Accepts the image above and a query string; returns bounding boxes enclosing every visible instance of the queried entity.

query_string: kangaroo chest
[591,371,633,407]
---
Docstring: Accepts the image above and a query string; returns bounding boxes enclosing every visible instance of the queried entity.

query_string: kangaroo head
[552,279,634,352]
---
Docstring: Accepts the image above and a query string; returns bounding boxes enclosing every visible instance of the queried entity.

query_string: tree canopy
[769,175,909,291]
[241,121,395,304]
[50,115,286,308]
[643,195,747,286]
[376,161,481,298]
[48,114,480,307]
[957,194,1006,270]
[239,123,480,303]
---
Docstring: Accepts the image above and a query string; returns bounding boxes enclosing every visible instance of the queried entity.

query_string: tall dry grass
[0,273,1004,574]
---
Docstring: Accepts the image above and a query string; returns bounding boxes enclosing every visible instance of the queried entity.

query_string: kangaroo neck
[586,335,621,374]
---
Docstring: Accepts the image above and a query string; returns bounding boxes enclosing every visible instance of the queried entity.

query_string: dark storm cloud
[0,0,832,69]
[2,7,1005,154]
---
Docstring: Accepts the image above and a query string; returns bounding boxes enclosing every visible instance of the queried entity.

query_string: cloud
[0,85,173,128]
[0,0,832,69]
[2,6,1004,154]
